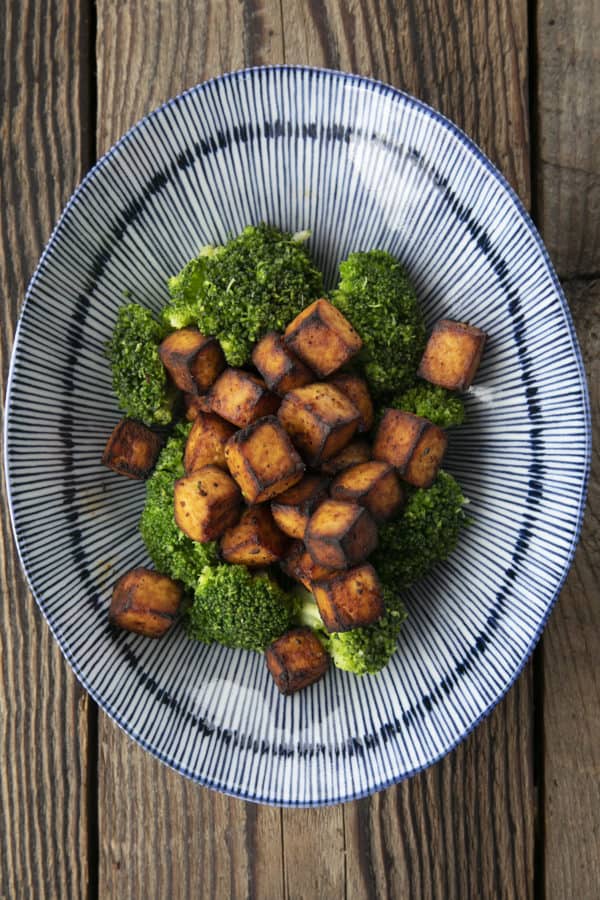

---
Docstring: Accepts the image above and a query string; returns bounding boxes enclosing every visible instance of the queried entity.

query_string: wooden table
[1,2,598,897]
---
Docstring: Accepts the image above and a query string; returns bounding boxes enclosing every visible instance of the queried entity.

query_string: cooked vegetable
[373,409,447,488]
[163,224,323,365]
[224,416,305,504]
[312,563,385,632]
[158,327,225,393]
[284,298,363,377]
[220,506,290,567]
[208,368,280,427]
[418,319,487,391]
[330,461,404,523]
[185,564,295,651]
[174,466,242,542]
[331,250,426,397]
[106,303,173,425]
[304,499,378,570]
[277,383,360,466]
[387,382,465,428]
[102,418,162,480]
[371,470,468,589]
[271,474,329,540]
[327,373,374,433]
[252,331,315,395]
[184,412,236,474]
[109,567,183,638]
[266,627,330,694]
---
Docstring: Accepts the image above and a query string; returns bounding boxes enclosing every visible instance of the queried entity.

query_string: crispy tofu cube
[271,475,329,539]
[280,541,339,591]
[224,415,305,503]
[183,392,213,420]
[208,368,280,428]
[109,568,183,638]
[220,505,290,566]
[102,418,162,480]
[184,412,236,474]
[158,328,225,393]
[327,373,374,433]
[319,439,372,476]
[330,461,404,523]
[277,383,360,466]
[251,331,315,395]
[373,410,447,488]
[284,299,362,377]
[312,564,384,632]
[305,499,378,570]
[418,319,487,391]
[174,465,241,541]
[266,627,329,694]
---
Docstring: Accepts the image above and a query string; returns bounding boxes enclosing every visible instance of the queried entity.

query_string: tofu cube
[277,383,360,466]
[319,439,372,476]
[174,465,241,541]
[220,505,290,566]
[312,564,385,632]
[266,627,329,694]
[184,412,236,473]
[208,368,280,428]
[418,319,487,391]
[373,409,447,488]
[102,418,162,480]
[271,475,329,539]
[305,499,378,570]
[251,331,315,395]
[158,328,225,393]
[183,392,213,420]
[109,568,183,638]
[280,541,339,591]
[330,461,404,523]
[327,373,374,433]
[284,299,362,377]
[224,416,305,503]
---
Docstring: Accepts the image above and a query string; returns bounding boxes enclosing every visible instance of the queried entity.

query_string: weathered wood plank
[0,1,92,897]
[95,3,286,898]
[536,0,600,277]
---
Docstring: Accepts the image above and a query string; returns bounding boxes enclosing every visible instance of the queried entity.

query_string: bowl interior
[5,67,590,805]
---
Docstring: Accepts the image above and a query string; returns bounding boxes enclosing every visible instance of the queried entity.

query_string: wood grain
[0,1,92,897]
[536,0,600,276]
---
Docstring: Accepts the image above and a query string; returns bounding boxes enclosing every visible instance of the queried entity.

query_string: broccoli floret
[139,424,218,588]
[331,250,426,397]
[385,382,465,428]
[162,224,323,365]
[106,303,173,425]
[372,471,468,588]
[185,565,295,652]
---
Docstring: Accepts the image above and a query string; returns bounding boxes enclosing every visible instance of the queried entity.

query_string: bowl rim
[3,64,592,806]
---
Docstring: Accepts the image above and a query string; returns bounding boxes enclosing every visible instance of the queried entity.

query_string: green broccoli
[372,470,468,589]
[139,424,219,589]
[106,303,173,426]
[331,250,426,397]
[185,565,295,652]
[384,382,465,428]
[162,224,323,365]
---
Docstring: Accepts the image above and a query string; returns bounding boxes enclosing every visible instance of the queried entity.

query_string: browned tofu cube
[373,410,447,488]
[183,392,213,420]
[319,439,372,476]
[312,564,384,632]
[224,416,305,503]
[174,465,241,541]
[159,328,225,393]
[109,568,183,638]
[305,499,378,570]
[208,368,280,428]
[330,461,404,523]
[102,418,162,480]
[271,475,329,539]
[251,331,315,395]
[417,319,487,391]
[266,627,329,694]
[220,505,290,566]
[277,383,360,466]
[280,541,339,591]
[284,299,362,377]
[327,373,374,433]
[184,412,237,473]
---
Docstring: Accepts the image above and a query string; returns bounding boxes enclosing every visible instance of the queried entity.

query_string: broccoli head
[139,424,219,588]
[185,565,295,652]
[371,470,468,588]
[163,224,323,365]
[385,382,465,428]
[106,303,173,425]
[331,250,426,397]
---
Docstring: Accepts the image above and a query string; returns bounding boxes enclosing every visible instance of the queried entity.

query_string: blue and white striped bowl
[5,66,590,806]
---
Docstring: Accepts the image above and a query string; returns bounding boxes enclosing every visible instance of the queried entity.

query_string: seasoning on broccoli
[386,382,465,428]
[163,224,323,365]
[106,303,173,425]
[331,250,426,397]
[185,565,295,651]
[139,424,219,589]
[372,470,468,588]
